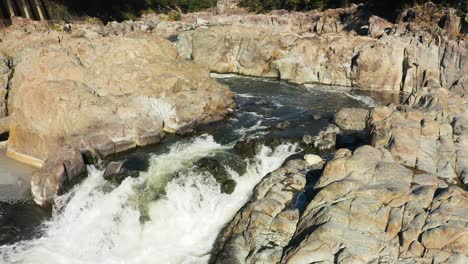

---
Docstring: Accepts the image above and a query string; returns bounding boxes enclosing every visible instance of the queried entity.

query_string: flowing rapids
[1,135,298,264]
[0,76,404,263]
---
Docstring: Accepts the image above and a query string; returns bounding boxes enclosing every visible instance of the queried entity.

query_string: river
[0,76,403,263]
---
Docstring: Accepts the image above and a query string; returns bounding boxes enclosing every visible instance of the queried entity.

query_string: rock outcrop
[217,0,241,14]
[334,108,369,130]
[0,22,235,205]
[210,159,312,264]
[212,145,468,263]
[177,25,465,93]
[177,3,466,93]
[368,86,468,187]
[283,146,467,263]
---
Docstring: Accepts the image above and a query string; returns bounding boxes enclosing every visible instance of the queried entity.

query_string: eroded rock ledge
[211,144,468,263]
[176,3,465,93]
[0,22,235,206]
[283,146,467,263]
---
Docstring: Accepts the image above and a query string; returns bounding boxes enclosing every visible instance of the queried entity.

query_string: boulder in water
[304,154,323,166]
[333,107,369,131]
[103,156,149,184]
[196,157,236,194]
[276,121,291,130]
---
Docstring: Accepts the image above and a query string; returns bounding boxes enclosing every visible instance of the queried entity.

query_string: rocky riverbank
[207,27,467,264]
[176,3,465,93]
[0,1,466,262]
[178,2,466,263]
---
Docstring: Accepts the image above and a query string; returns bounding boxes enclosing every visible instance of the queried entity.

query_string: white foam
[342,92,377,108]
[240,111,264,119]
[210,73,279,84]
[234,120,268,136]
[1,136,298,264]
[236,93,256,98]
[304,84,377,107]
[209,73,240,79]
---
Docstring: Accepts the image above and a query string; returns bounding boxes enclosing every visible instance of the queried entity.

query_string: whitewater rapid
[1,135,297,264]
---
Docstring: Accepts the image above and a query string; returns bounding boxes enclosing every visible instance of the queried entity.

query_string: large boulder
[8,36,234,164]
[3,33,235,205]
[368,15,393,38]
[333,107,369,130]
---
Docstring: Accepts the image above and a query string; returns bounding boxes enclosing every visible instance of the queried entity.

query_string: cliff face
[177,3,466,93]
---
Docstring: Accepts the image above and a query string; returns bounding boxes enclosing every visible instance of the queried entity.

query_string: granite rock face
[210,159,311,264]
[178,26,465,93]
[334,108,369,130]
[283,146,467,264]
[212,145,468,263]
[0,23,235,205]
[368,87,468,187]
[177,3,466,93]
[8,36,234,162]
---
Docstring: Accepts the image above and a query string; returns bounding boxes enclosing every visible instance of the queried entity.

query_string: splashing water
[1,135,297,264]
[304,84,377,107]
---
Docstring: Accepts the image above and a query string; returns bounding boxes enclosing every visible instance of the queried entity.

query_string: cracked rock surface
[210,159,312,264]
[283,146,467,263]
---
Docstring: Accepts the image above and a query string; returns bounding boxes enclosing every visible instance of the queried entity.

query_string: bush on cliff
[45,0,466,22]
[48,0,217,22]
[239,0,466,21]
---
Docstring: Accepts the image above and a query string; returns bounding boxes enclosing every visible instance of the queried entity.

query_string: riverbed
[0,76,404,263]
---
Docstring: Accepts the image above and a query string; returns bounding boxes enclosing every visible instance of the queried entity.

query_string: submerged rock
[196,157,237,194]
[235,137,297,159]
[103,156,149,184]
[302,124,340,151]
[275,121,291,130]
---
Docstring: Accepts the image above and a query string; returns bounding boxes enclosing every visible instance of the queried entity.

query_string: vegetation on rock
[239,0,466,21]
[45,0,465,22]
[47,0,217,22]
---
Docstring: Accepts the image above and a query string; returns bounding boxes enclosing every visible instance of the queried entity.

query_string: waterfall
[1,135,297,264]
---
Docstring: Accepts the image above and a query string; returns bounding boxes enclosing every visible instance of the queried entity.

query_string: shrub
[167,10,182,21]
